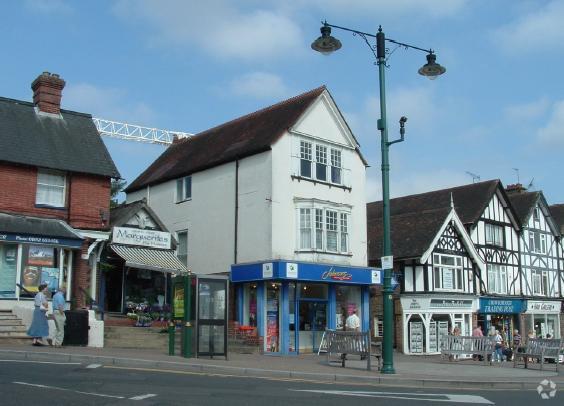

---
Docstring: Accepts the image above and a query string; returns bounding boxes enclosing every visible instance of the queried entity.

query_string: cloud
[537,100,564,145]
[63,83,157,125]
[504,98,550,122]
[493,1,564,53]
[229,72,290,99]
[112,1,304,61]
[24,0,72,14]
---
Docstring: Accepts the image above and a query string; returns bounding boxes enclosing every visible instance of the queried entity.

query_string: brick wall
[71,240,91,309]
[0,162,111,229]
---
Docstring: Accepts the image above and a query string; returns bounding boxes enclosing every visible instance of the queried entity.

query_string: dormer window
[176,176,192,203]
[36,169,66,208]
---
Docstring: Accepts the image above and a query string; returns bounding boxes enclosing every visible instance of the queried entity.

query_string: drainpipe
[234,160,239,264]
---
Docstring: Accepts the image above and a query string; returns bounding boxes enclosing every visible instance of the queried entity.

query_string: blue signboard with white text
[231,260,381,285]
[479,298,525,314]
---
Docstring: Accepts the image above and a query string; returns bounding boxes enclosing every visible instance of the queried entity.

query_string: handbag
[40,303,48,312]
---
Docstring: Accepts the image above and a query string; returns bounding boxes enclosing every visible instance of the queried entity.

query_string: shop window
[288,282,296,352]
[36,169,66,207]
[176,176,192,202]
[243,283,257,327]
[336,285,361,331]
[299,283,328,299]
[266,282,281,353]
[485,223,504,246]
[20,245,60,297]
[0,243,18,298]
[176,231,188,266]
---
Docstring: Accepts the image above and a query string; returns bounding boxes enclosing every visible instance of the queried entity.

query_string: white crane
[92,117,192,145]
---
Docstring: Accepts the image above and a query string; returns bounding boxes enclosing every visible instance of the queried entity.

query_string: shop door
[196,278,228,358]
[104,268,124,313]
[298,300,327,353]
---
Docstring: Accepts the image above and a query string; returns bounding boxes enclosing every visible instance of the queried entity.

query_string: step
[0,315,18,320]
[0,336,33,345]
[0,319,24,326]
[0,325,27,333]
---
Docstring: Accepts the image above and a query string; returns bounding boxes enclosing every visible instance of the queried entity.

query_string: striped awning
[110,244,187,274]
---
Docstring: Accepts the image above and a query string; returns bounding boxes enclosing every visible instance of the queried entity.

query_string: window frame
[36,169,66,208]
[176,230,188,266]
[175,176,192,203]
[432,253,464,292]
[485,223,504,247]
[296,204,351,255]
[297,139,344,187]
[300,141,313,179]
[487,264,507,294]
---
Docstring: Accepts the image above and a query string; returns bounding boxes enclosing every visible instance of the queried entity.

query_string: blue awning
[231,260,381,285]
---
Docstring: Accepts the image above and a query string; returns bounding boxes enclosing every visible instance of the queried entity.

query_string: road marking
[13,381,125,399]
[0,360,81,365]
[86,364,102,369]
[130,394,157,400]
[291,390,494,404]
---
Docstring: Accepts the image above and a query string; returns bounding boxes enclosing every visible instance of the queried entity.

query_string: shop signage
[112,227,171,250]
[479,298,524,314]
[371,270,381,284]
[408,299,421,310]
[381,255,393,269]
[286,263,298,279]
[526,300,561,313]
[321,268,352,281]
[0,233,82,248]
[430,299,473,308]
[262,263,273,278]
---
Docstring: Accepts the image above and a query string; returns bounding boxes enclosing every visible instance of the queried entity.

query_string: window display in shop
[335,285,361,331]
[20,245,62,295]
[409,321,424,353]
[0,244,17,298]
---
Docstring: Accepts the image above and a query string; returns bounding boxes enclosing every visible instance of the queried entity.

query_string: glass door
[197,278,227,358]
[298,300,327,353]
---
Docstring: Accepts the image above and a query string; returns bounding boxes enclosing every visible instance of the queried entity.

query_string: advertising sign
[526,300,561,314]
[173,284,184,319]
[27,245,55,266]
[479,298,525,314]
[112,227,171,249]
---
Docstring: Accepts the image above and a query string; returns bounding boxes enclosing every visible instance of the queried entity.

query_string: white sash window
[36,169,66,207]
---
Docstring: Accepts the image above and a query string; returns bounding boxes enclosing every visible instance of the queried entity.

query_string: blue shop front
[231,260,381,355]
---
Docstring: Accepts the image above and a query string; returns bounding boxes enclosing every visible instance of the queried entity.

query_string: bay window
[296,203,350,254]
[487,264,507,294]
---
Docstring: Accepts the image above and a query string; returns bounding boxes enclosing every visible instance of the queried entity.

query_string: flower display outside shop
[126,302,171,327]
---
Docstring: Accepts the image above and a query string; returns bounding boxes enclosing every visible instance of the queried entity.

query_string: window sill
[291,175,351,192]
[175,198,192,204]
[35,204,67,210]
[295,250,352,257]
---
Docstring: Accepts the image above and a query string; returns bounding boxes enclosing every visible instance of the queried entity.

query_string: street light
[312,21,445,374]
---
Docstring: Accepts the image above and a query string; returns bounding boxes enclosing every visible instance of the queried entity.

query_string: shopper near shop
[493,330,504,362]
[52,285,66,347]
[345,309,361,332]
[27,283,49,346]
[472,324,484,361]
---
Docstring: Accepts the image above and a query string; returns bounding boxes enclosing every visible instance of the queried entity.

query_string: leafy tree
[110,179,127,208]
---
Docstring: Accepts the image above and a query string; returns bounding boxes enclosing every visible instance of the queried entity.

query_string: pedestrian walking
[493,329,503,362]
[472,324,483,361]
[52,285,66,347]
[27,283,50,346]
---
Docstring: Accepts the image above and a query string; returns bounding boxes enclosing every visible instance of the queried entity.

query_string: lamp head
[418,53,446,80]
[311,23,342,55]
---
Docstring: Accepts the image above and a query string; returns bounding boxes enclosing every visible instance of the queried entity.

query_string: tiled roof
[549,204,564,235]
[0,97,119,178]
[366,180,509,262]
[125,86,328,193]
[0,211,83,240]
[506,191,540,226]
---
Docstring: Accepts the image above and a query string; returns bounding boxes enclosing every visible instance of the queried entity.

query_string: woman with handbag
[27,283,50,346]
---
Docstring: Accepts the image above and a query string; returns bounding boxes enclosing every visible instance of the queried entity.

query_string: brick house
[0,72,120,311]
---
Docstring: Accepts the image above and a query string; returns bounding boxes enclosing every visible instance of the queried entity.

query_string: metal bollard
[168,321,175,356]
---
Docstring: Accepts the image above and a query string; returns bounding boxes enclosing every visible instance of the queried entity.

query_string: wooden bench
[513,338,562,372]
[324,330,372,371]
[441,335,495,365]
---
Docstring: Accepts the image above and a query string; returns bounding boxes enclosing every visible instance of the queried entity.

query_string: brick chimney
[31,72,66,115]
[505,183,526,194]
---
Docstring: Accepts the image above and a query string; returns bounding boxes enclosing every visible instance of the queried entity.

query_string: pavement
[0,344,562,390]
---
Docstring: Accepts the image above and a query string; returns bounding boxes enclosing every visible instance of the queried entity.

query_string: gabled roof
[507,191,560,236]
[126,86,356,193]
[507,191,540,225]
[0,97,119,178]
[549,204,564,235]
[367,179,518,228]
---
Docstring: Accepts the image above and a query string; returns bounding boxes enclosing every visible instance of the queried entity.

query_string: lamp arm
[322,21,433,55]
[387,117,407,146]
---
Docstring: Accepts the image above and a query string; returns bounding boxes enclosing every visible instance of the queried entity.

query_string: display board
[438,321,449,350]
[429,321,438,353]
[409,321,424,353]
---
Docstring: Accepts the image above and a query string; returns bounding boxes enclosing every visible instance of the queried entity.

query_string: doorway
[298,300,327,353]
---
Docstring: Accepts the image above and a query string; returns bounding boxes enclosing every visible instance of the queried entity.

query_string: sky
[1,0,563,205]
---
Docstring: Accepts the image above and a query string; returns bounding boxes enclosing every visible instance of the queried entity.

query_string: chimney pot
[32,72,66,115]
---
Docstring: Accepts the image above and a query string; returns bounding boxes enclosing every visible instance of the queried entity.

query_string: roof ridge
[181,85,326,142]
[0,95,92,118]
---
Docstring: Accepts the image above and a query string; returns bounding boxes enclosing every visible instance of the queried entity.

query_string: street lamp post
[312,22,445,374]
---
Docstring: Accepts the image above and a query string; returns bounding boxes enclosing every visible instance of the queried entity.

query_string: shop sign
[0,233,82,248]
[381,255,393,270]
[408,299,422,310]
[479,298,524,314]
[112,227,171,249]
[262,263,273,278]
[371,270,381,284]
[286,263,298,279]
[526,300,561,314]
[321,268,352,281]
[173,284,184,319]
[430,299,473,309]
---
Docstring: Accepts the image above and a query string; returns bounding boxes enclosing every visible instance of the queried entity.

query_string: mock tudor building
[368,180,526,353]
[507,187,562,339]
[367,197,485,354]
[0,72,120,312]
[548,203,564,338]
[125,86,381,354]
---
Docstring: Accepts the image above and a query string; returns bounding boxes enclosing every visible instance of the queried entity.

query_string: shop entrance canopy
[110,244,187,274]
